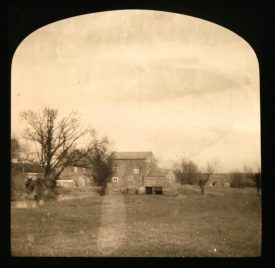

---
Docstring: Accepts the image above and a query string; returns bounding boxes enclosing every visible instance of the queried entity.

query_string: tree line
[174,159,217,195]
[174,159,261,196]
[12,107,261,201]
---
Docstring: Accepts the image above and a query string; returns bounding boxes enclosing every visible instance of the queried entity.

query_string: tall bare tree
[86,134,113,195]
[244,166,261,196]
[21,108,92,197]
[198,161,217,195]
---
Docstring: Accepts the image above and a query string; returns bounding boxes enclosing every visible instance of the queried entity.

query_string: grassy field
[11,186,261,257]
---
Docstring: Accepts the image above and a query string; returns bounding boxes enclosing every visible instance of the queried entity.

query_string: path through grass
[96,193,126,255]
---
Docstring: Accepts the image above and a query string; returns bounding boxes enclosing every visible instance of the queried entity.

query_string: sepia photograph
[10,9,261,257]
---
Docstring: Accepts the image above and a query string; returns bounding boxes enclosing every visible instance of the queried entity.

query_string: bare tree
[86,134,114,195]
[21,108,92,199]
[174,159,200,185]
[198,161,217,195]
[244,166,261,196]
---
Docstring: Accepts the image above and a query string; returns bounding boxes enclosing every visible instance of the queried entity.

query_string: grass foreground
[11,186,261,257]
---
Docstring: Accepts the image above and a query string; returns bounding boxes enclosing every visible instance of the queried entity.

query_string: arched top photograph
[10,9,261,258]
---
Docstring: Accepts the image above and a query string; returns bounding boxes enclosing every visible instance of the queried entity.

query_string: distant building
[206,173,231,187]
[110,151,177,195]
[57,165,91,188]
[26,172,42,180]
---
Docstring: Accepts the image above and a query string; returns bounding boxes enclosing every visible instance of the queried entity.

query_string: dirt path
[96,192,127,256]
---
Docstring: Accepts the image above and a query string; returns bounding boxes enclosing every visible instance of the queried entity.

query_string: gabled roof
[112,151,154,160]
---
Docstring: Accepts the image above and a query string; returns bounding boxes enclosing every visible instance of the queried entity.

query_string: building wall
[165,170,176,183]
[111,158,154,191]
[163,173,178,195]
[56,180,75,187]
[206,173,231,186]
[111,158,177,194]
[58,166,91,187]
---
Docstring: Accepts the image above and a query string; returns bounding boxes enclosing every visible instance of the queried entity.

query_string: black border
[3,1,274,268]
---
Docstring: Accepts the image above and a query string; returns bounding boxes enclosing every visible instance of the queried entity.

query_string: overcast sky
[11,10,261,172]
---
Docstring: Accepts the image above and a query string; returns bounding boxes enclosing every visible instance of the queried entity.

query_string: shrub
[174,159,200,185]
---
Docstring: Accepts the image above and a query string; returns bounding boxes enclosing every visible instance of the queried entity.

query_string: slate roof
[112,152,154,160]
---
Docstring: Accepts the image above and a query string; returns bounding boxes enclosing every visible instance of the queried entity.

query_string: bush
[174,159,200,185]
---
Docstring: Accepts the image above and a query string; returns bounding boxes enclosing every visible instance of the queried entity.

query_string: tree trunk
[36,184,56,201]
[200,185,205,195]
[100,180,107,195]
[34,172,58,201]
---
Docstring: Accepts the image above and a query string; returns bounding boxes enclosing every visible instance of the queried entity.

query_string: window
[128,176,133,180]
[74,167,78,173]
[133,168,140,174]
[112,177,119,182]
[113,166,119,172]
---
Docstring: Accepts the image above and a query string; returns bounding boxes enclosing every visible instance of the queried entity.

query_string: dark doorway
[145,186,163,194]
[145,186,153,194]
[153,186,163,195]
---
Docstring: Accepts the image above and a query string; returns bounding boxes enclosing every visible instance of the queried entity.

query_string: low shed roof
[144,176,166,186]
[147,168,173,177]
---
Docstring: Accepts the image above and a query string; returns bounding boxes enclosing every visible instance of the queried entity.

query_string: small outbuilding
[144,168,177,195]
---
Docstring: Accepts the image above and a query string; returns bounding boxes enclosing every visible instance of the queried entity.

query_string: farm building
[206,173,231,187]
[110,151,177,195]
[56,166,91,188]
[22,165,91,188]
[145,168,177,195]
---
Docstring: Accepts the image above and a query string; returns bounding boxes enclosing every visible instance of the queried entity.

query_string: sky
[11,10,261,172]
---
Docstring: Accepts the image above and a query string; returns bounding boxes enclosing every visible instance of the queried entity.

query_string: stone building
[110,151,177,195]
[57,165,91,188]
